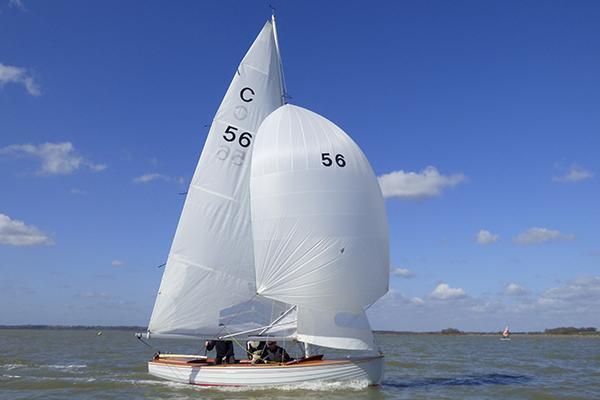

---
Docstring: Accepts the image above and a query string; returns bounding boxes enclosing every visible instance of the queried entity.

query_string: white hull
[148,356,384,387]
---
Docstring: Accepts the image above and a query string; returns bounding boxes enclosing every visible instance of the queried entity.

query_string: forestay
[250,105,389,350]
[148,20,292,338]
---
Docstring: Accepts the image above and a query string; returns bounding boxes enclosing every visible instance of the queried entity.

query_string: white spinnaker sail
[250,105,389,350]
[148,21,291,338]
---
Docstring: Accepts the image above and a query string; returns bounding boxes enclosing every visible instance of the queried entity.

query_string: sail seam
[188,185,237,202]
[240,63,270,77]
[168,253,254,287]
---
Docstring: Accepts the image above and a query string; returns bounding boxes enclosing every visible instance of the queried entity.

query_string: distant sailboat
[138,15,389,387]
[501,325,511,341]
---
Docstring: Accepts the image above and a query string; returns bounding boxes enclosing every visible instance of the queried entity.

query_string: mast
[272,17,310,356]
[271,12,288,104]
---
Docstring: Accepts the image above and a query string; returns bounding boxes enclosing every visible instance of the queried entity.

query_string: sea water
[1,329,599,399]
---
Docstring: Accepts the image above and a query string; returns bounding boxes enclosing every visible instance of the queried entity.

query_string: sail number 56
[223,125,252,148]
[321,153,346,167]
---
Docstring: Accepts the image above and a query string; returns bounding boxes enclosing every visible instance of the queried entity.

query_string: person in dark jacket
[205,340,235,364]
[261,341,292,363]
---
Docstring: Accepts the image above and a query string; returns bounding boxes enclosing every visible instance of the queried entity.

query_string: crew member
[205,340,235,364]
[261,341,292,363]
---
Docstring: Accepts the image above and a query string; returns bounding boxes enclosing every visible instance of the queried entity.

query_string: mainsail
[148,19,291,338]
[250,105,390,350]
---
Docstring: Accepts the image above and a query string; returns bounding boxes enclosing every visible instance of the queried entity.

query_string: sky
[1,0,599,332]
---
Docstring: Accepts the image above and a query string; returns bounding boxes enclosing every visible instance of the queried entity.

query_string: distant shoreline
[0,325,597,336]
[0,325,147,331]
[375,331,600,336]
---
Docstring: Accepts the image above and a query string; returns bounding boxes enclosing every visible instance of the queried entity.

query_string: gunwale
[149,355,382,369]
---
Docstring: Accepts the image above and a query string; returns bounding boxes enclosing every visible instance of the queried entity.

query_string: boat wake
[46,364,87,370]
[384,373,532,388]
[1,363,87,371]
[218,379,371,392]
[0,374,22,379]
[1,363,27,370]
[114,377,371,392]
[111,378,190,388]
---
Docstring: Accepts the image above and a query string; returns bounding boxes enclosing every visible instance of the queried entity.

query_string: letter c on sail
[240,87,255,102]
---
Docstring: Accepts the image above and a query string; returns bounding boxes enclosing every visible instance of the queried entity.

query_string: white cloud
[553,164,593,183]
[111,260,123,267]
[369,276,600,332]
[88,163,107,172]
[0,142,106,175]
[514,227,575,245]
[371,289,411,309]
[78,291,112,299]
[8,0,27,11]
[0,62,39,95]
[378,166,466,199]
[476,229,499,245]
[505,283,528,296]
[430,283,466,300]
[133,173,168,183]
[73,291,133,309]
[410,297,424,305]
[513,276,600,320]
[538,277,600,306]
[133,172,182,184]
[0,213,53,246]
[392,267,415,278]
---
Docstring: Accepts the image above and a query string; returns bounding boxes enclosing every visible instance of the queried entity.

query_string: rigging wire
[135,333,161,354]
[221,325,273,364]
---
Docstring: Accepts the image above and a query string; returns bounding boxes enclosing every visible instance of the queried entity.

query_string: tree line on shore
[1,325,598,335]
[0,325,147,331]
[436,327,598,335]
[375,326,598,335]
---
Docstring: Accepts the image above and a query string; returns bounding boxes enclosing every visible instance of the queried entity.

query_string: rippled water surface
[1,329,599,399]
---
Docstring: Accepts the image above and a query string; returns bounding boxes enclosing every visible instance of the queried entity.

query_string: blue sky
[1,0,599,331]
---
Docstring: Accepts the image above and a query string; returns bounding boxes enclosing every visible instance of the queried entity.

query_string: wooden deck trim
[149,355,383,369]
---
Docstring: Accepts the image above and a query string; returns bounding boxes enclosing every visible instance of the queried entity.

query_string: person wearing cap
[261,341,292,363]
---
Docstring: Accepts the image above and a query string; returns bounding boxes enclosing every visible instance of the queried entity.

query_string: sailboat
[139,15,389,387]
[501,325,511,341]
